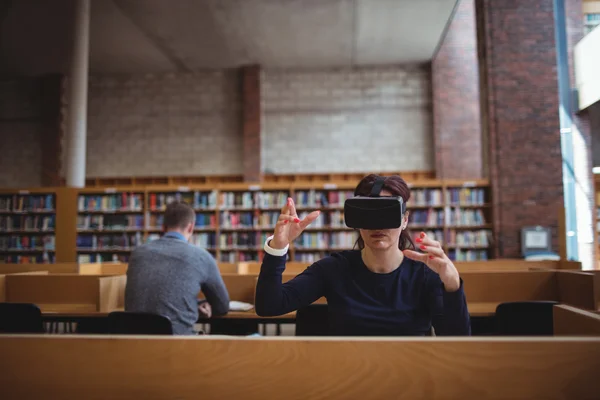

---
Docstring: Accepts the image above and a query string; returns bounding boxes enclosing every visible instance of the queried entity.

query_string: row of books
[76,233,144,250]
[445,209,486,226]
[0,195,55,212]
[446,188,486,205]
[1,253,55,264]
[77,215,144,231]
[294,190,354,208]
[77,253,129,263]
[146,233,217,249]
[219,232,270,249]
[447,230,490,246]
[447,249,489,261]
[149,191,217,210]
[0,235,55,251]
[0,215,55,231]
[294,232,358,250]
[147,214,215,229]
[78,194,144,212]
[410,210,445,226]
[411,189,443,206]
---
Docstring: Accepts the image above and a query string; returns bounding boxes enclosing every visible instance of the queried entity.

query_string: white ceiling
[0,0,458,76]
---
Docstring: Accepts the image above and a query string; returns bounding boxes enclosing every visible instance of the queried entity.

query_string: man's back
[125,235,229,334]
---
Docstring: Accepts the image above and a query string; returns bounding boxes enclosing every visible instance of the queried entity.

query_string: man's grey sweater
[125,234,230,334]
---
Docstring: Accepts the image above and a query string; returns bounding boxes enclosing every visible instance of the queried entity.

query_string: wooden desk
[1,336,599,399]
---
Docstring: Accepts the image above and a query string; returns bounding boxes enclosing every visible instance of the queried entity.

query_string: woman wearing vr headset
[255,174,470,336]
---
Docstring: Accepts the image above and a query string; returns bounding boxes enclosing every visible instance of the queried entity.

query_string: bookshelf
[75,188,145,263]
[0,176,493,264]
[0,189,56,263]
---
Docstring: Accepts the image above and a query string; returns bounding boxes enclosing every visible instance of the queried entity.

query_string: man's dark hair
[164,201,196,230]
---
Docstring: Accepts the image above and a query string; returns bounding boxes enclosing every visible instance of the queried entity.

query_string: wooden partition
[554,304,600,336]
[460,270,558,315]
[0,336,599,399]
[556,271,600,311]
[0,271,49,302]
[79,263,128,275]
[0,263,79,274]
[4,274,126,313]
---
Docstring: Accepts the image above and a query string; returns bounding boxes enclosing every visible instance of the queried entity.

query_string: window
[585,13,600,35]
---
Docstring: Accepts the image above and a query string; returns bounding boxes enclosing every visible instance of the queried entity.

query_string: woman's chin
[367,240,391,250]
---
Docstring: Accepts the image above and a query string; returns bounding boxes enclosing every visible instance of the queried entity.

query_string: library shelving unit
[75,187,145,263]
[0,187,78,264]
[0,189,56,263]
[1,173,493,264]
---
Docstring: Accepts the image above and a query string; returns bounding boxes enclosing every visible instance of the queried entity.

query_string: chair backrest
[295,304,329,336]
[495,301,558,335]
[0,302,45,333]
[107,311,173,335]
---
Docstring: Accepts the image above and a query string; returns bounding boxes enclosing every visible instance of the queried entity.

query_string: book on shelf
[218,190,289,209]
[446,209,486,226]
[147,213,215,230]
[294,190,353,208]
[294,231,357,250]
[77,214,144,231]
[0,235,55,251]
[447,230,490,247]
[78,193,143,211]
[149,191,217,210]
[445,187,486,205]
[1,253,55,263]
[448,248,488,261]
[410,189,443,206]
[0,215,55,231]
[409,209,444,226]
[76,232,143,250]
[0,194,55,212]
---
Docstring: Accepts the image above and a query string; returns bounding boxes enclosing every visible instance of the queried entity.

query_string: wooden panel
[98,275,127,312]
[558,260,583,270]
[461,271,558,302]
[0,336,599,400]
[455,259,560,272]
[217,263,238,273]
[0,263,78,274]
[557,271,600,311]
[4,274,101,311]
[54,187,78,262]
[79,263,128,275]
[554,304,600,336]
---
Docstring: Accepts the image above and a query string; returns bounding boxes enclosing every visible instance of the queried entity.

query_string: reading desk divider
[4,274,126,313]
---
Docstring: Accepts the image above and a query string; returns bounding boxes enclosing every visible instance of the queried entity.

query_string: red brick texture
[479,0,564,258]
[242,65,262,182]
[432,0,483,180]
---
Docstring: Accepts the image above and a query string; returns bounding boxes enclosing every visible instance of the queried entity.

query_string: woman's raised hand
[269,197,320,250]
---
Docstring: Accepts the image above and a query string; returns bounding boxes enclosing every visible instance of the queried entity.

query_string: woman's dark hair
[352,174,415,251]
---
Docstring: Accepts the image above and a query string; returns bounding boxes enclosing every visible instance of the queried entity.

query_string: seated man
[125,201,229,334]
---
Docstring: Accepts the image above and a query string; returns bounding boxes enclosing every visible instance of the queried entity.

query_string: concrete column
[65,0,90,188]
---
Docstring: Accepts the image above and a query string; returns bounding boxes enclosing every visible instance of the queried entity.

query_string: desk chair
[107,311,173,335]
[0,303,45,333]
[495,301,558,336]
[295,304,329,336]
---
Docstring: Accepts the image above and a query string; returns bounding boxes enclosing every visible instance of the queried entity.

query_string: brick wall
[432,0,482,179]
[82,70,243,178]
[262,65,433,174]
[480,0,564,258]
[0,79,42,188]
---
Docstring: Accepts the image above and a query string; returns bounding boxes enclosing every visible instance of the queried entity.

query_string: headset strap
[370,176,386,197]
